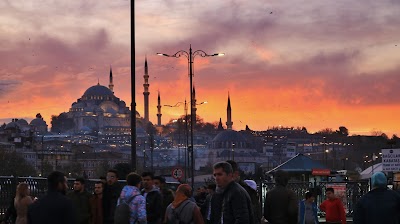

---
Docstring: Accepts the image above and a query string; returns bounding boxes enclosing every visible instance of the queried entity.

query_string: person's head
[106,169,119,185]
[207,183,216,194]
[325,188,335,200]
[213,162,234,188]
[371,172,387,189]
[305,191,315,203]
[73,177,85,193]
[176,184,192,198]
[141,171,155,190]
[16,182,30,200]
[274,170,289,187]
[99,176,107,184]
[226,160,240,181]
[48,171,68,194]
[127,172,142,188]
[153,176,166,189]
[94,181,104,195]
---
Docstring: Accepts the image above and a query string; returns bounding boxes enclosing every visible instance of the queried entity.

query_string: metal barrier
[260,180,370,217]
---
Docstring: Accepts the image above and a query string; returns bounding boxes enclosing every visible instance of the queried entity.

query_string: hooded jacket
[298,200,319,224]
[142,186,163,224]
[117,185,147,224]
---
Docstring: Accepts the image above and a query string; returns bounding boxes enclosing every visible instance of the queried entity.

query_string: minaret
[226,93,233,130]
[109,66,114,93]
[157,91,162,126]
[192,86,197,121]
[218,118,224,131]
[143,57,150,122]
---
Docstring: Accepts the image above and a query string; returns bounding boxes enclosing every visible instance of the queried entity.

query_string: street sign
[172,167,184,180]
[312,169,331,176]
[382,148,400,172]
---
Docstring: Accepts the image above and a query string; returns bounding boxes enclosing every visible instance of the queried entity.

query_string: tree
[96,160,111,178]
[316,128,334,135]
[337,126,349,136]
[113,163,132,180]
[61,161,82,178]
[0,151,36,176]
[51,112,75,133]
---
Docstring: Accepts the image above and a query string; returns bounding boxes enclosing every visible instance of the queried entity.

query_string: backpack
[114,195,138,224]
[168,201,191,224]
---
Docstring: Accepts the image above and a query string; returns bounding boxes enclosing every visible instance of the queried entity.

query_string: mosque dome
[212,129,249,149]
[16,119,29,127]
[30,118,47,127]
[5,121,18,130]
[83,84,114,97]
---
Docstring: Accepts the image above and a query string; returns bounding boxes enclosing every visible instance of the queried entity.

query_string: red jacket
[319,198,346,224]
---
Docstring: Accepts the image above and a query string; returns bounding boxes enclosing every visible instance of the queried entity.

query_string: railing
[260,180,370,217]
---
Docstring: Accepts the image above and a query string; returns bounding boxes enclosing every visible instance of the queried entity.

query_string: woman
[164,184,204,224]
[14,182,33,224]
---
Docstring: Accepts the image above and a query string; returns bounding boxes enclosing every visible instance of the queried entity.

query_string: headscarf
[172,184,192,208]
[371,172,387,188]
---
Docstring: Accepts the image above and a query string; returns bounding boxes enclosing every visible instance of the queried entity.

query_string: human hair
[305,191,314,199]
[15,182,29,201]
[207,183,216,191]
[213,162,233,174]
[326,187,334,193]
[99,176,106,181]
[95,181,104,187]
[226,160,239,172]
[107,169,119,178]
[141,171,154,179]
[48,171,66,190]
[274,170,289,187]
[127,172,142,186]
[154,176,166,184]
[75,177,85,185]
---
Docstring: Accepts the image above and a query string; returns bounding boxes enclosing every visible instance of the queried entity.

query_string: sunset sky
[0,0,399,136]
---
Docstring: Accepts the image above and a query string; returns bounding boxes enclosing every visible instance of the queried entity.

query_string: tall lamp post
[158,46,223,189]
[130,0,137,172]
[165,100,207,182]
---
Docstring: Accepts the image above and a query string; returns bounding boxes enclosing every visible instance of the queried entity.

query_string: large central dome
[83,84,114,97]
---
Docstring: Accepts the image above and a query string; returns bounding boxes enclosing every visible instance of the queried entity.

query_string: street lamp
[158,46,224,189]
[165,100,207,181]
[143,140,147,170]
[232,143,235,161]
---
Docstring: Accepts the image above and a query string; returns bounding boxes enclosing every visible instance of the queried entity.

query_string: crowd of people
[1,160,400,224]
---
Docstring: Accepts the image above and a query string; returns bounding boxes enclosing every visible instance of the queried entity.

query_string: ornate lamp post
[158,46,223,189]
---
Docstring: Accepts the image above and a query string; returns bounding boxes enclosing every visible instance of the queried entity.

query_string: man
[298,192,319,224]
[164,184,204,224]
[117,172,147,223]
[213,161,253,224]
[90,181,104,224]
[103,169,123,224]
[67,177,92,224]
[141,172,163,224]
[353,172,400,224]
[227,160,262,224]
[153,176,174,220]
[200,183,216,224]
[263,170,298,224]
[319,188,346,224]
[27,171,77,224]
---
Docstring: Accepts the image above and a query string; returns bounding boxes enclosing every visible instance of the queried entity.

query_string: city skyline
[0,1,400,136]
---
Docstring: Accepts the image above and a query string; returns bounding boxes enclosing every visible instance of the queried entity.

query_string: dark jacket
[89,194,103,224]
[209,191,223,224]
[353,187,400,224]
[200,193,213,222]
[221,181,254,224]
[27,190,77,224]
[160,187,175,221]
[67,190,92,224]
[242,184,262,224]
[102,182,123,224]
[263,185,298,224]
[1,198,17,224]
[142,186,163,224]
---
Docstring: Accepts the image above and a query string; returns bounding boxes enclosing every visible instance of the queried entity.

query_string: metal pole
[151,134,154,172]
[185,100,188,182]
[130,0,137,172]
[41,135,44,175]
[189,45,195,190]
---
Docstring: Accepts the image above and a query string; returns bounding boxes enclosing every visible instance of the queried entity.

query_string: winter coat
[15,196,33,224]
[117,185,147,224]
[89,194,103,224]
[160,187,175,221]
[263,185,298,224]
[241,183,262,224]
[142,186,163,224]
[353,187,400,224]
[209,191,223,224]
[67,190,92,224]
[221,181,254,224]
[103,182,123,224]
[27,190,77,224]
[298,200,319,224]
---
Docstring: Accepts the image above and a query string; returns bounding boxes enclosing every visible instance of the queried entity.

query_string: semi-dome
[83,84,114,97]
[16,119,29,126]
[213,130,247,142]
[30,118,47,126]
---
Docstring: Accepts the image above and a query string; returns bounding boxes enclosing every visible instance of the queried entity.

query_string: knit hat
[244,180,257,191]
[371,172,387,188]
